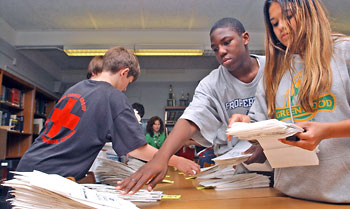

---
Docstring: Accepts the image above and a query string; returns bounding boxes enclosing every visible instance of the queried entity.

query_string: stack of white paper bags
[195,140,270,191]
[196,165,270,191]
[211,140,272,171]
[93,158,164,203]
[95,158,145,185]
[211,140,252,167]
[226,119,319,168]
[196,164,236,180]
[3,170,138,209]
[226,119,304,140]
[198,172,270,191]
[83,184,162,203]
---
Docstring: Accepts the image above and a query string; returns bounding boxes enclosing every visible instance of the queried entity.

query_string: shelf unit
[164,106,186,134]
[33,87,57,137]
[164,105,196,160]
[0,69,35,158]
[0,69,57,159]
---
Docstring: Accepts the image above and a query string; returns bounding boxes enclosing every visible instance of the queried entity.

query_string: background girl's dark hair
[146,116,164,137]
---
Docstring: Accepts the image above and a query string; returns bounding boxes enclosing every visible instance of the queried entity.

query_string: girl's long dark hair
[146,116,164,137]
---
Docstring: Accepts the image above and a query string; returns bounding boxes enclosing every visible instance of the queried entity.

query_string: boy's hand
[116,156,200,195]
[173,157,200,176]
[243,144,266,164]
[227,114,251,141]
[116,157,168,195]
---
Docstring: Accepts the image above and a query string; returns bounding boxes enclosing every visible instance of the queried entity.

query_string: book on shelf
[10,88,21,107]
[1,111,11,126]
[0,85,10,103]
[33,118,45,134]
[166,111,177,124]
[9,115,24,132]
[165,110,184,124]
[0,86,23,107]
[0,85,5,101]
[35,98,48,115]
[174,111,184,121]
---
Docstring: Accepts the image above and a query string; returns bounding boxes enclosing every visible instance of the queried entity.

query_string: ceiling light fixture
[134,49,203,56]
[63,49,108,56]
[63,46,204,56]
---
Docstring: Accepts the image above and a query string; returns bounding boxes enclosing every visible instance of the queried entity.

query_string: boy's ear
[120,68,130,76]
[241,32,250,46]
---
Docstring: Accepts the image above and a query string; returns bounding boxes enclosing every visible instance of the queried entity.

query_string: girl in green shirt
[145,116,166,149]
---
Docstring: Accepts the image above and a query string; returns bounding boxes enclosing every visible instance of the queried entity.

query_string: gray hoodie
[249,38,350,203]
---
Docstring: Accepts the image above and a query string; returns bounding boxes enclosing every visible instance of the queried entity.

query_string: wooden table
[136,168,349,209]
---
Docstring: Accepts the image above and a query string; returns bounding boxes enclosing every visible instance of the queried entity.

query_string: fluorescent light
[64,48,204,56]
[64,49,108,56]
[134,49,203,56]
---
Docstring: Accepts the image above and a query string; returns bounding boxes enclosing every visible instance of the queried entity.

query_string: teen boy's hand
[227,114,251,141]
[117,119,201,195]
[243,144,266,164]
[116,154,168,195]
[116,155,200,195]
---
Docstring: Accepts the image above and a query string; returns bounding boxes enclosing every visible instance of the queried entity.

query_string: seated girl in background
[145,116,166,149]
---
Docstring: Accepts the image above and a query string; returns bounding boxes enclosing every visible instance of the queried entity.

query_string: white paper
[198,173,270,191]
[95,158,145,185]
[4,170,138,209]
[212,140,252,166]
[226,119,304,141]
[83,184,162,203]
[226,119,319,168]
[195,165,236,179]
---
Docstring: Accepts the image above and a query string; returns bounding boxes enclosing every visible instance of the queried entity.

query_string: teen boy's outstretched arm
[116,119,199,195]
[128,142,199,176]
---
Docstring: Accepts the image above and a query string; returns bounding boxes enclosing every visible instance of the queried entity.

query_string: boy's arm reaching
[127,143,200,176]
[116,119,200,195]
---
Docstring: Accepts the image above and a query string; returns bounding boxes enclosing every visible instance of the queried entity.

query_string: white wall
[125,67,212,119]
[126,81,199,120]
[0,37,61,97]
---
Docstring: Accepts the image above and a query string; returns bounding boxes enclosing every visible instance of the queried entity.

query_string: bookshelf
[164,106,186,134]
[0,69,57,159]
[33,87,57,137]
[0,69,35,158]
[164,105,197,160]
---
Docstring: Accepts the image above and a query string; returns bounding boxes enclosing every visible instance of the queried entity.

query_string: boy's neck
[91,71,120,88]
[231,55,259,83]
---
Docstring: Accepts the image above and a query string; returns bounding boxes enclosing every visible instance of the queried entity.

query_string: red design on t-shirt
[41,94,86,144]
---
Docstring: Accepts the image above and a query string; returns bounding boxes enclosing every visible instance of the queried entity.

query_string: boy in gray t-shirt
[181,54,264,158]
[117,17,267,195]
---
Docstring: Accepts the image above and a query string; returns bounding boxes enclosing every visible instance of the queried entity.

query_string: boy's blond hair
[103,46,141,82]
